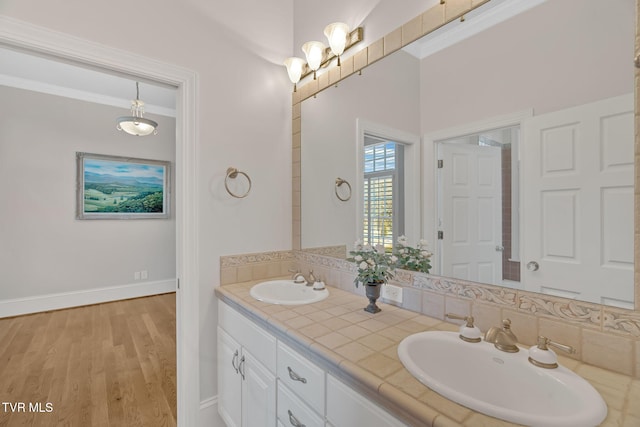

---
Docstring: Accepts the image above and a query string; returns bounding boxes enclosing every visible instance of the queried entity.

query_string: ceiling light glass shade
[301,41,326,72]
[283,57,306,84]
[324,22,349,57]
[116,83,158,136]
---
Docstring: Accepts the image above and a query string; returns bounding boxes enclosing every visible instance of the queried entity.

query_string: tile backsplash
[221,249,639,378]
[219,250,295,285]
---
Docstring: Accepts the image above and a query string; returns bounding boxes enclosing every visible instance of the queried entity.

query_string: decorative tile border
[220,250,294,268]
[302,245,347,258]
[297,251,640,339]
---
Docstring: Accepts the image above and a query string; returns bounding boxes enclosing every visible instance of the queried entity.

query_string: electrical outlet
[134,271,141,280]
[141,270,148,280]
[381,284,403,304]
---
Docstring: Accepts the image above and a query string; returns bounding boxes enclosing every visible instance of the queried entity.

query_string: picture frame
[76,152,171,220]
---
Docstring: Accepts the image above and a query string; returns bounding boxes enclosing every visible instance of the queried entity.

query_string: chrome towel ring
[225,167,252,198]
[335,177,352,201]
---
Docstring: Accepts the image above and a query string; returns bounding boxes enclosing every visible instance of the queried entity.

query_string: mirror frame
[291,0,639,313]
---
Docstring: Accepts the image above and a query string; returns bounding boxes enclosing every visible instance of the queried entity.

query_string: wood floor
[0,293,177,427]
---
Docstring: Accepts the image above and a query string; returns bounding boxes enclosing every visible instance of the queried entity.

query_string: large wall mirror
[300,0,635,308]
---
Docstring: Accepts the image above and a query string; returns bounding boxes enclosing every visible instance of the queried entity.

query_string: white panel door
[439,143,502,284]
[522,93,634,306]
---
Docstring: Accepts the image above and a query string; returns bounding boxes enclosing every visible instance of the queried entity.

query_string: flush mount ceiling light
[116,82,158,136]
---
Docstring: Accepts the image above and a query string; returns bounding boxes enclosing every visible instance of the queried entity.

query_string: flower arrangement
[393,235,432,274]
[348,241,396,287]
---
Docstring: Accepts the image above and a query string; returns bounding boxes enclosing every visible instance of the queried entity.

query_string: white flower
[375,244,385,254]
[359,261,368,270]
[421,250,431,258]
[367,258,375,266]
[354,255,363,262]
[397,235,408,245]
[418,239,428,248]
[363,244,372,251]
[390,255,398,263]
[354,240,363,250]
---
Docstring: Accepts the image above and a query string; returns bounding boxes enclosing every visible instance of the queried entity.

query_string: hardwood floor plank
[0,293,176,426]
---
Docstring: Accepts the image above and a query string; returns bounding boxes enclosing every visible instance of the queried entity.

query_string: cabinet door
[242,348,276,427]
[218,327,242,427]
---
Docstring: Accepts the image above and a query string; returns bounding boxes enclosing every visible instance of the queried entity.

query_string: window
[363,135,404,249]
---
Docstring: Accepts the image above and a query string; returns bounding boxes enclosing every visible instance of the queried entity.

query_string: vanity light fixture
[116,82,158,136]
[301,40,326,80]
[324,22,350,66]
[284,57,306,92]
[284,25,363,92]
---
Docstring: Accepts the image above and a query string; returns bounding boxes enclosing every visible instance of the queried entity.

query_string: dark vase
[364,282,383,313]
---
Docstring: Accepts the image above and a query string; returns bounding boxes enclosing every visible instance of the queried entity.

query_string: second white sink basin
[250,280,329,305]
[397,331,607,427]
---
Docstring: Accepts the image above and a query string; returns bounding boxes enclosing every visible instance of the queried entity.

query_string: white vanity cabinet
[217,300,407,427]
[218,303,277,427]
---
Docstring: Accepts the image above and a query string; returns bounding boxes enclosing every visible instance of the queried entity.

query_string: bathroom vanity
[216,280,639,426]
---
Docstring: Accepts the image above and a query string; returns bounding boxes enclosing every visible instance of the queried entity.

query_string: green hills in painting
[83,172,164,213]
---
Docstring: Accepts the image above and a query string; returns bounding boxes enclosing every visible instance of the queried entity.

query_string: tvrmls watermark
[2,402,54,413]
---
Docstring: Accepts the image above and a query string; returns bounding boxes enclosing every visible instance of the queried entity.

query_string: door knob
[495,245,504,252]
[526,261,540,271]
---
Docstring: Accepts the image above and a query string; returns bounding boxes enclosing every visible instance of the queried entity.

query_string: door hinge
[437,159,444,169]
[177,278,180,289]
[438,230,444,240]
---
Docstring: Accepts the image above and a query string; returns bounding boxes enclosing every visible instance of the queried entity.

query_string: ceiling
[0,46,177,117]
[0,0,543,118]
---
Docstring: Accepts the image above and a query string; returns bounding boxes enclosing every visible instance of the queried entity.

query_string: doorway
[1,18,199,425]
[436,125,521,286]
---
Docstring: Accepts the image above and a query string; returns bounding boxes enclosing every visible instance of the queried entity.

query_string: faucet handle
[446,313,482,343]
[528,336,576,369]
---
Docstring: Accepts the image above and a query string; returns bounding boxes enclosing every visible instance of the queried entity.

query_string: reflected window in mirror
[363,135,405,250]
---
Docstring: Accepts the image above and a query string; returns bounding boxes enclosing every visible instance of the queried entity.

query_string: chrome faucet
[290,269,315,286]
[484,318,519,353]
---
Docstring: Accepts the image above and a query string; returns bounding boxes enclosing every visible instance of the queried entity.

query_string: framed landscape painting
[76,152,171,219]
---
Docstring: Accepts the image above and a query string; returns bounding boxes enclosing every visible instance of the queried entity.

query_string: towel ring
[335,177,352,202]
[225,167,252,198]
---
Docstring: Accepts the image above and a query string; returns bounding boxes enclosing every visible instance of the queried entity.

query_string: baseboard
[200,396,224,427]
[0,279,176,318]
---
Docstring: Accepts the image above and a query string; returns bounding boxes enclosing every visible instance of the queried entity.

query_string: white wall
[1,0,294,419]
[293,0,441,54]
[301,51,420,249]
[0,86,176,301]
[419,0,634,133]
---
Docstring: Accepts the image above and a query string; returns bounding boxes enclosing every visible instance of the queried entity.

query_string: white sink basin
[249,280,329,305]
[397,331,607,427]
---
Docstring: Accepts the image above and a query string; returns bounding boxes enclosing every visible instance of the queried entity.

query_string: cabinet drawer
[326,374,406,427]
[277,341,325,414]
[277,381,324,427]
[219,300,276,372]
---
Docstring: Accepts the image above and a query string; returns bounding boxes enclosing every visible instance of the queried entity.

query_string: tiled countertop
[215,280,640,427]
